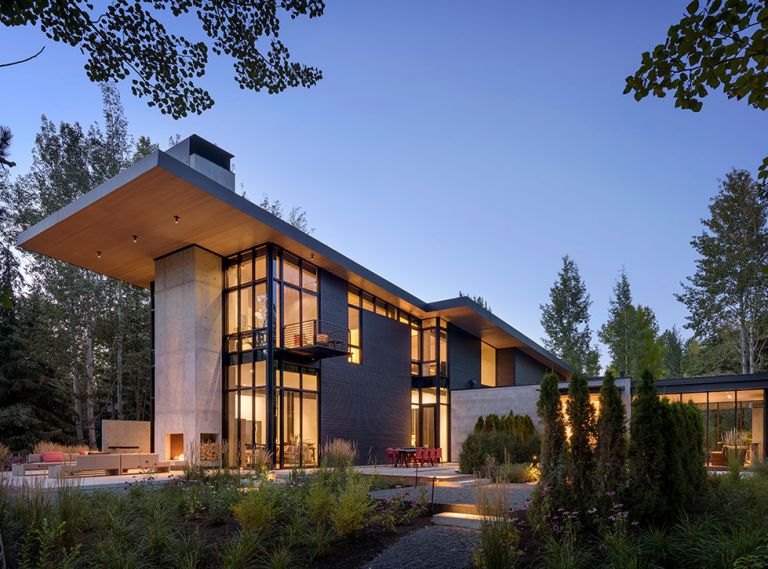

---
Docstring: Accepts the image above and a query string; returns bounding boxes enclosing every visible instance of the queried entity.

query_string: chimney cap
[166,134,234,170]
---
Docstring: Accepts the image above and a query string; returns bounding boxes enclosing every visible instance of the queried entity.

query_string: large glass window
[481,342,496,387]
[673,389,765,468]
[277,365,319,468]
[348,305,361,364]
[276,250,318,349]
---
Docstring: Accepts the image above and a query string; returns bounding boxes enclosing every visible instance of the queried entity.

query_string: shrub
[232,483,280,534]
[249,447,273,476]
[493,462,538,484]
[0,442,9,471]
[474,519,523,569]
[329,479,373,537]
[305,477,335,524]
[32,441,89,454]
[459,430,540,474]
[321,438,357,468]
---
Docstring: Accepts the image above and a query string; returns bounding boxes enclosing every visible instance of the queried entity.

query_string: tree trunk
[739,322,749,374]
[85,327,97,449]
[70,357,85,444]
[116,287,124,420]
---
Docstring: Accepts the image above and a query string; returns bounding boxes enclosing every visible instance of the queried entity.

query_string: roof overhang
[425,297,572,377]
[17,144,570,378]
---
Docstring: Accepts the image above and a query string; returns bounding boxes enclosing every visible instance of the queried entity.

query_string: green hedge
[459,411,540,474]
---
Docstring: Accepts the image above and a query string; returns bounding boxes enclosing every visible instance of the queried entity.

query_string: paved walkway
[371,482,535,510]
[363,525,479,569]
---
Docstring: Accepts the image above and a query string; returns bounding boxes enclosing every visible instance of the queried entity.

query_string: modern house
[17,135,571,468]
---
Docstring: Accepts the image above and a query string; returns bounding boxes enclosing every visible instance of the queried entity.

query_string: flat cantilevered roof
[17,137,571,377]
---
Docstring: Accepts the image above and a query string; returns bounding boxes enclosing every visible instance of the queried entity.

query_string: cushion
[41,451,65,463]
[79,450,88,455]
[28,454,42,463]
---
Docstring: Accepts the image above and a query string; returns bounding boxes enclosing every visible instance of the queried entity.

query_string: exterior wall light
[132,235,138,243]
[97,251,102,259]
[174,215,180,224]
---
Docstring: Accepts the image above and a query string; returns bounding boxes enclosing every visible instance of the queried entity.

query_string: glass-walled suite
[224,245,321,469]
[663,389,766,468]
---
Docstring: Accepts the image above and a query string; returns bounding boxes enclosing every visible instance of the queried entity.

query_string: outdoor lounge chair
[118,453,171,473]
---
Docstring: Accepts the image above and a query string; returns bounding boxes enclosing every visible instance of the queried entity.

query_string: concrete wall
[449,377,633,461]
[101,420,151,453]
[319,270,411,464]
[450,385,541,461]
[154,246,223,460]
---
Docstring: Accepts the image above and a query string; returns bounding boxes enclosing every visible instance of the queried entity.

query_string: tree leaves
[0,1,326,118]
[625,0,768,176]
[540,255,601,376]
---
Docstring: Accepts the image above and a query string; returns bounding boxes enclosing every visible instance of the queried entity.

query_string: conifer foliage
[566,372,596,507]
[534,371,569,515]
[595,369,627,502]
[627,371,667,521]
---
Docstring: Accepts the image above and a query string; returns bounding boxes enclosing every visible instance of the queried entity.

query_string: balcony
[280,320,350,360]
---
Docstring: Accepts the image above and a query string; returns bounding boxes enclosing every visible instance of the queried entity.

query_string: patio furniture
[11,452,79,476]
[436,447,442,464]
[709,450,726,467]
[385,448,396,465]
[413,447,424,466]
[48,453,170,478]
[394,448,416,467]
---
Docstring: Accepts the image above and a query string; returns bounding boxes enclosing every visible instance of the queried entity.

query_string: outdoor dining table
[394,447,416,467]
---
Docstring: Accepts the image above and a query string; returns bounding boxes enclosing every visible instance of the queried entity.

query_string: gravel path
[370,483,535,510]
[362,525,480,569]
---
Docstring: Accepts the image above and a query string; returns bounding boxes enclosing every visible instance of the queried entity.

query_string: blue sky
[2,1,766,367]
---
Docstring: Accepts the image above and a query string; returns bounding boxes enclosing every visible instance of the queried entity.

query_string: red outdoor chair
[436,447,442,464]
[413,447,423,467]
[428,448,436,466]
[385,448,395,466]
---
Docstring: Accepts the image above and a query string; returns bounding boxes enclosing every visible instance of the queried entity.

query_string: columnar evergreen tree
[540,256,600,376]
[566,372,596,509]
[677,169,768,373]
[535,371,568,514]
[627,371,667,521]
[595,369,627,503]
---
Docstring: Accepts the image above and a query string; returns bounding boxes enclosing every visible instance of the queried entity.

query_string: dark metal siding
[515,350,548,385]
[448,324,481,390]
[497,348,516,386]
[319,270,410,464]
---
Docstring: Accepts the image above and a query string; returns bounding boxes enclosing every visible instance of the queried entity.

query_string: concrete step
[432,512,484,530]
[437,476,490,488]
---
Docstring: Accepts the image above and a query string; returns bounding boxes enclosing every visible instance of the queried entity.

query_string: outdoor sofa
[11,451,80,476]
[48,453,170,478]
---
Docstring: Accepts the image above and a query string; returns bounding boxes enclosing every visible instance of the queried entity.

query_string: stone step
[432,512,484,530]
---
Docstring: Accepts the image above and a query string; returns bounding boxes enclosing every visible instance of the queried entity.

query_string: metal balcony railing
[282,320,349,358]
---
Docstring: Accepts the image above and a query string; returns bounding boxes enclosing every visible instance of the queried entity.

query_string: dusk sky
[3,1,766,368]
